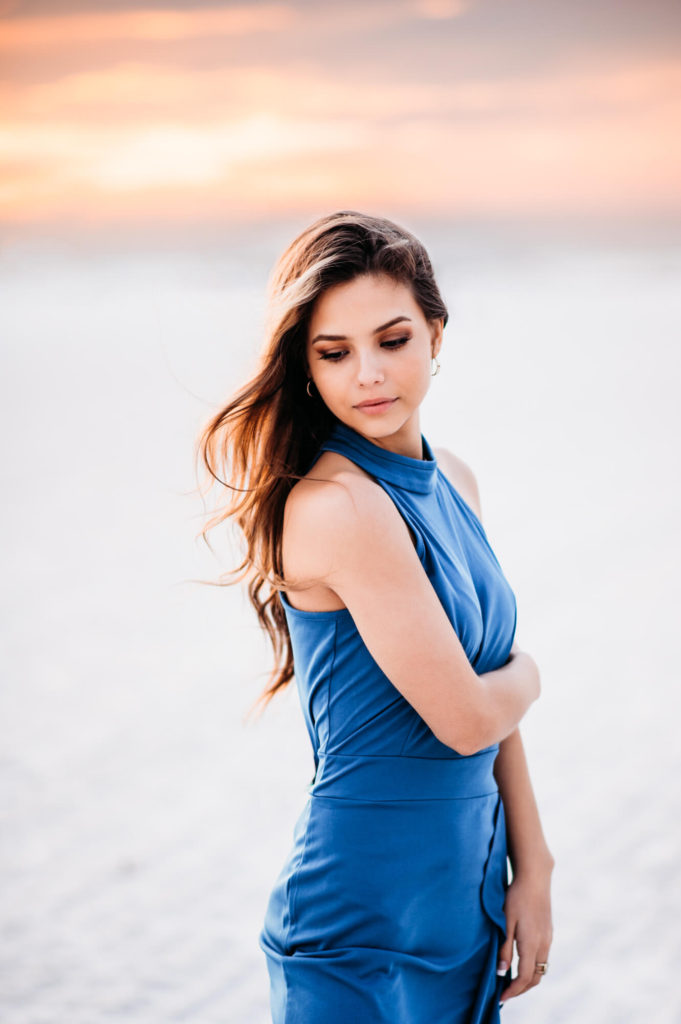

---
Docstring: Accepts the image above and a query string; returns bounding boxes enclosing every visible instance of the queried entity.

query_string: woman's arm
[493,722,554,872]
[493,724,554,1003]
[283,470,539,756]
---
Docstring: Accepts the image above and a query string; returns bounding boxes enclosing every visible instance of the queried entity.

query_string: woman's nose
[356,353,385,386]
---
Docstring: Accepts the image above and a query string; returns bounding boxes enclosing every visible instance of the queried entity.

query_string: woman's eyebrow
[310,315,412,345]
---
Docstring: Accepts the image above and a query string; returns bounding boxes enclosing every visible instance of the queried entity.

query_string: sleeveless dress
[259,419,518,1024]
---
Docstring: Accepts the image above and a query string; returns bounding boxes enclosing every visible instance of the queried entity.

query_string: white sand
[1,229,680,1022]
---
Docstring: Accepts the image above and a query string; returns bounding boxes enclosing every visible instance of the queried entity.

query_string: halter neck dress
[259,419,518,1024]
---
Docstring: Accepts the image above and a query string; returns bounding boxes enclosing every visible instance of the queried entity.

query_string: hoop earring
[306,378,314,397]
[431,356,441,376]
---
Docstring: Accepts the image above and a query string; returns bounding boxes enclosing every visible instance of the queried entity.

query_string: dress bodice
[279,419,518,771]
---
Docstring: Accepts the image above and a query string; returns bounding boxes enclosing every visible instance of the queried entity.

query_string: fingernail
[496,960,509,976]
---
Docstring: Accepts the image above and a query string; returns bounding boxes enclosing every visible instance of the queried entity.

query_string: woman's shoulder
[431,445,483,522]
[282,448,412,590]
[286,447,393,530]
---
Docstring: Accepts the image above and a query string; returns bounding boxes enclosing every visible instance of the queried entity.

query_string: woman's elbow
[450,735,490,757]
[436,709,492,757]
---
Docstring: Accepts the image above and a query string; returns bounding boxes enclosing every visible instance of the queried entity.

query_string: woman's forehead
[308,275,418,336]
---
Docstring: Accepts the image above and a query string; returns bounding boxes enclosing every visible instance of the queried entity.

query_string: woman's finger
[496,916,516,979]
[500,940,546,1002]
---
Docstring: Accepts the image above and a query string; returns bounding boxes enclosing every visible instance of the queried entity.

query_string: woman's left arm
[493,724,555,1003]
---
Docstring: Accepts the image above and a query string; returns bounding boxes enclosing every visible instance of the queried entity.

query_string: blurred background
[1,1,680,1021]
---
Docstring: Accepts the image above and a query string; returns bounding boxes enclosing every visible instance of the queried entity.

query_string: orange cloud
[5,57,680,124]
[2,91,679,225]
[415,0,470,17]
[0,0,467,53]
[0,5,678,227]
[0,5,298,49]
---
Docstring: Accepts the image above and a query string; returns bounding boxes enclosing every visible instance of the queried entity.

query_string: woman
[197,211,554,1023]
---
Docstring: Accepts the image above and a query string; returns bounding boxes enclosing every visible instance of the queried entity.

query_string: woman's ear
[430,317,444,358]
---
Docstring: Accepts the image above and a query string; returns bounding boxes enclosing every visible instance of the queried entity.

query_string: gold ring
[534,962,549,975]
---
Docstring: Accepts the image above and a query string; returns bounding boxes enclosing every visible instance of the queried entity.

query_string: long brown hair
[195,210,449,717]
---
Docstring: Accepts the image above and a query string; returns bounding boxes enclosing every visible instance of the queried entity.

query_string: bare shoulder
[432,445,483,522]
[282,449,414,610]
[285,449,391,535]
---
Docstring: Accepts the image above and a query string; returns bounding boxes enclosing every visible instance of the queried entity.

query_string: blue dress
[259,420,518,1023]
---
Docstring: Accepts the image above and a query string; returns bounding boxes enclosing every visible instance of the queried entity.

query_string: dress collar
[318,420,438,494]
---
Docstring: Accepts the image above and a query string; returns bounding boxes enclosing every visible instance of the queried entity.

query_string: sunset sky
[1,0,680,234]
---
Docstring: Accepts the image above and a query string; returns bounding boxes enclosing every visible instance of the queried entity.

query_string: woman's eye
[319,350,346,361]
[319,337,409,362]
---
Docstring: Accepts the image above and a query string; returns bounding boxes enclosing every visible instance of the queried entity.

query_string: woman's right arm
[283,472,540,756]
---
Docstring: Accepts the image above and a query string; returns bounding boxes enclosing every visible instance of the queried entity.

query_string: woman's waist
[309,748,500,802]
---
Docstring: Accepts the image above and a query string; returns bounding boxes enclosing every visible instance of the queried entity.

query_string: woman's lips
[354,398,397,413]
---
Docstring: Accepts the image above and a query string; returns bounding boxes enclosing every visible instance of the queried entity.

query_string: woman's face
[305,273,443,449]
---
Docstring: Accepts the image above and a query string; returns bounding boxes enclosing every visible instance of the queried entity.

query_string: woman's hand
[502,642,541,703]
[497,861,554,1004]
